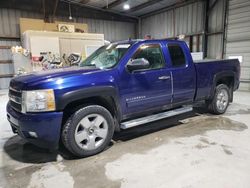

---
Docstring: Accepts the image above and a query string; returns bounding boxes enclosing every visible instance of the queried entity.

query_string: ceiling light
[69,3,73,20]
[123,3,130,10]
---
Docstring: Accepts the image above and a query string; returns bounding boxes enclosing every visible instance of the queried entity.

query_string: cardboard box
[20,18,88,34]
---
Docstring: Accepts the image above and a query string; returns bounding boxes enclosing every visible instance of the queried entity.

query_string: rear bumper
[6,102,63,149]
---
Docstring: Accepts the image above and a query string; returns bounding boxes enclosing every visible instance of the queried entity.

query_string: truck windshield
[81,43,131,69]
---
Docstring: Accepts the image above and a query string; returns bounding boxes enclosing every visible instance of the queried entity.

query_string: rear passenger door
[166,42,196,105]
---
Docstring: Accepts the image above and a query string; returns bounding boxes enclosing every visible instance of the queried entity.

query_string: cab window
[132,44,165,69]
[168,43,186,67]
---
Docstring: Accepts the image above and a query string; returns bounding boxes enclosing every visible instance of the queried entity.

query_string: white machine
[21,30,104,71]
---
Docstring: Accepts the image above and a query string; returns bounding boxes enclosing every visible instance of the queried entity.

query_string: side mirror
[126,58,150,72]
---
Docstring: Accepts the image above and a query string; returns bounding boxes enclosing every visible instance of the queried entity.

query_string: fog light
[28,131,38,138]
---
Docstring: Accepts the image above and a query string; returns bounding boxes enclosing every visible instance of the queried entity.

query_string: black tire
[207,84,230,114]
[62,105,115,157]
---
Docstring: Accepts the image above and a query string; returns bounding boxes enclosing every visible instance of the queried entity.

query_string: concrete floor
[1,90,250,188]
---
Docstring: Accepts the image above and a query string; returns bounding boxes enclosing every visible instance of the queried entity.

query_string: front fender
[56,86,119,109]
[56,86,122,122]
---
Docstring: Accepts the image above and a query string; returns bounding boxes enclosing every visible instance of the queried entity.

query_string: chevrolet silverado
[7,39,240,157]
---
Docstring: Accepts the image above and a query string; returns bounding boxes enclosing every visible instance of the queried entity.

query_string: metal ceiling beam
[140,0,203,18]
[52,0,60,21]
[63,0,138,21]
[0,0,138,22]
[103,0,127,9]
[43,0,50,22]
[42,0,46,20]
[208,0,219,12]
[43,0,57,22]
[78,0,91,4]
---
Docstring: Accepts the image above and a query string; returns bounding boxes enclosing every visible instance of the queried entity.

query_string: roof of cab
[113,39,182,45]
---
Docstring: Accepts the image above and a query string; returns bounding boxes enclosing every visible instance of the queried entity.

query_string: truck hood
[10,66,101,90]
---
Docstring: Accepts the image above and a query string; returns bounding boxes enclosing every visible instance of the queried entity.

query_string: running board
[120,106,193,129]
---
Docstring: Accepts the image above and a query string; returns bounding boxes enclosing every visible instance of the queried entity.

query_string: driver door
[119,43,173,117]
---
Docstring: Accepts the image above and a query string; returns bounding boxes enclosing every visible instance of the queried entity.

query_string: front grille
[9,88,22,98]
[9,87,22,112]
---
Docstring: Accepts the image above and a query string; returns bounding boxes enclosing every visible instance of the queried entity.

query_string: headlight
[22,89,55,112]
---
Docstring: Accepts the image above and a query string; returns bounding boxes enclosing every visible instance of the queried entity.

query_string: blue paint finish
[117,41,172,115]
[6,102,63,149]
[164,41,196,104]
[6,39,240,149]
[195,59,240,100]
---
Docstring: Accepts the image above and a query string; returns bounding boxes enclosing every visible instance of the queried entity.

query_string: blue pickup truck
[7,39,240,157]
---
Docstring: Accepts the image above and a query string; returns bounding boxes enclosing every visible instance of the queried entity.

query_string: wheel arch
[210,71,236,102]
[57,86,122,131]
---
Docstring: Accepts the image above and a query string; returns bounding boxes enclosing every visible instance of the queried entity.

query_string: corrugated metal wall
[225,0,250,91]
[140,0,227,59]
[0,40,20,89]
[140,10,174,39]
[0,8,136,41]
[77,18,135,42]
[139,1,206,58]
[2,1,250,91]
[140,1,205,39]
[207,0,226,59]
[0,8,136,89]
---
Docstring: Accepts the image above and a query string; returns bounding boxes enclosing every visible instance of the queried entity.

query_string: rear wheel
[62,105,115,157]
[207,84,230,114]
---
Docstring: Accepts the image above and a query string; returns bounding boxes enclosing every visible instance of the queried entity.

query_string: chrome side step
[120,106,193,129]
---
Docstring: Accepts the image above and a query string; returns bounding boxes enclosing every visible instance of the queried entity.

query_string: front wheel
[62,105,115,157]
[207,84,230,114]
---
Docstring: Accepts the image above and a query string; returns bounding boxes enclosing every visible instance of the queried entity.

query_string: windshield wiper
[81,64,97,68]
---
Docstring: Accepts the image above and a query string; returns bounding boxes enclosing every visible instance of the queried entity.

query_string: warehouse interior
[1,0,250,90]
[0,0,250,187]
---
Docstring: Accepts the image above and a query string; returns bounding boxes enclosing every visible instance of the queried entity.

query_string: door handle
[158,76,170,80]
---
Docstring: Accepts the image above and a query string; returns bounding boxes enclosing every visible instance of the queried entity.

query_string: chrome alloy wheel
[74,114,108,150]
[216,89,229,111]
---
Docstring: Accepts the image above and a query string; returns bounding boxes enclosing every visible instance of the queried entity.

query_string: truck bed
[194,59,240,101]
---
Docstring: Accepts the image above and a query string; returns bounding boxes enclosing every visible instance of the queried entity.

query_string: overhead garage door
[225,0,250,91]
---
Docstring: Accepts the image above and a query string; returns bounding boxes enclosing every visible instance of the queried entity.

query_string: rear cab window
[167,43,186,67]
